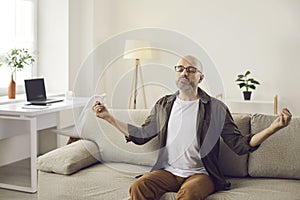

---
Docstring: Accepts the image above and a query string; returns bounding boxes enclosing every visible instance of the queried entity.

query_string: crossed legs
[130,170,215,200]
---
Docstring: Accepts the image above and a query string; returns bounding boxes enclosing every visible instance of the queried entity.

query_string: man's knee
[130,177,143,194]
[176,174,214,200]
[130,175,159,200]
[176,188,205,200]
[130,175,153,195]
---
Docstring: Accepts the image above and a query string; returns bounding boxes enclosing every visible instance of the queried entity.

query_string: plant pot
[243,91,252,100]
[8,74,16,99]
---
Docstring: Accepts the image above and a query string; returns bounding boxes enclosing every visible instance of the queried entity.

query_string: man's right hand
[92,101,111,121]
[92,101,130,138]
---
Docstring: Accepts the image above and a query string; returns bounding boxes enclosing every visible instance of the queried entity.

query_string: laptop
[24,78,63,105]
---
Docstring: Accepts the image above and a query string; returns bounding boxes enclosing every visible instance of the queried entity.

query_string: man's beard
[176,76,196,91]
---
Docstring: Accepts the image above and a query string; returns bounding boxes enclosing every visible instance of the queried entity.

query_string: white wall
[38,0,68,93]
[69,0,300,115]
[69,0,95,95]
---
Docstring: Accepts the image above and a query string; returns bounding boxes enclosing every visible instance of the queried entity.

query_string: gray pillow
[219,114,251,177]
[37,140,100,175]
[249,114,300,179]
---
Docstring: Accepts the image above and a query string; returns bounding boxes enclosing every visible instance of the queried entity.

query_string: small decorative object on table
[235,70,260,100]
[0,48,35,99]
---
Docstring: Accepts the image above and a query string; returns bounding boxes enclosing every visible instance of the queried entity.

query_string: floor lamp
[123,40,152,109]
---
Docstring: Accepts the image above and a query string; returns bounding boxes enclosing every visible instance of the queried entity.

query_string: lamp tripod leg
[139,63,147,109]
[128,61,138,109]
[128,59,147,109]
[133,61,139,109]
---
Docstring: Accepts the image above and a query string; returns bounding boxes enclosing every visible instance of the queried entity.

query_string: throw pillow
[37,140,100,175]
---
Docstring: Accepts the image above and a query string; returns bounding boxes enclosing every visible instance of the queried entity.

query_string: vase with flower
[0,48,35,99]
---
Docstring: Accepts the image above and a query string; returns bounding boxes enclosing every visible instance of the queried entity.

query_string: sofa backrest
[220,113,300,180]
[79,109,252,175]
[81,109,159,167]
[79,109,300,180]
[249,114,300,180]
[219,114,251,177]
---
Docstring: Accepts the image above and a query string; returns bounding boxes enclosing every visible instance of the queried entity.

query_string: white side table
[226,95,278,115]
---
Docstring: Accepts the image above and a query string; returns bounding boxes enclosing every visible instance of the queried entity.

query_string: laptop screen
[24,78,47,101]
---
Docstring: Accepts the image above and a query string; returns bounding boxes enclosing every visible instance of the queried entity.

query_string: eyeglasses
[174,65,200,73]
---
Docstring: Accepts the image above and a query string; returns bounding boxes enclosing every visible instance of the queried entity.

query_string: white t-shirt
[164,97,208,177]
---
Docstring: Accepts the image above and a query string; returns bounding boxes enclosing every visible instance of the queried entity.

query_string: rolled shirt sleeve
[126,106,160,145]
[221,107,260,155]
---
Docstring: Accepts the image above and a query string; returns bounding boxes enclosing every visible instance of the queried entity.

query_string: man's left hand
[269,108,292,133]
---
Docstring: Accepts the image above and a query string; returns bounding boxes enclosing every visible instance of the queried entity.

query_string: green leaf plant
[235,70,260,92]
[0,48,35,75]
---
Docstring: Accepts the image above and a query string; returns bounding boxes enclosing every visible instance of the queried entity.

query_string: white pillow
[37,140,100,175]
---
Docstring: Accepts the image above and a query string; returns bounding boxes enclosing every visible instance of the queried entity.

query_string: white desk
[0,98,87,193]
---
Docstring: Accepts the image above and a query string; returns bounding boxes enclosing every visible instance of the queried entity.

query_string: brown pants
[130,169,215,200]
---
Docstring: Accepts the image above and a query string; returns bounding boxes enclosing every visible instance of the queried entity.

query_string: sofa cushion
[38,163,151,200]
[37,140,100,175]
[39,164,300,200]
[218,114,250,177]
[209,178,300,200]
[249,114,300,179]
[161,178,300,200]
[80,109,160,167]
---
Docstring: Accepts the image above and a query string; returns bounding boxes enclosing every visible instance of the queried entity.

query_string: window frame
[0,0,38,97]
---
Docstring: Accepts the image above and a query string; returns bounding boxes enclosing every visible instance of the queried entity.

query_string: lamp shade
[123,40,152,59]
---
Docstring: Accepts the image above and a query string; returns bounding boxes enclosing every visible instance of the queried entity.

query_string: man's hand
[92,101,130,137]
[92,101,111,121]
[249,108,292,147]
[269,108,292,133]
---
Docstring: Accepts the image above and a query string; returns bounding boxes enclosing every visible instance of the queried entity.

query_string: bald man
[93,55,292,200]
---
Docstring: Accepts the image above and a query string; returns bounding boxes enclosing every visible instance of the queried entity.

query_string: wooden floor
[0,159,37,199]
[0,188,37,200]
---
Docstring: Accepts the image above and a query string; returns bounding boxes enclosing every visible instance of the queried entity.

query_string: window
[0,0,37,96]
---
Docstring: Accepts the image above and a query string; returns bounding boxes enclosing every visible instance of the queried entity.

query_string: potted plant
[0,48,35,99]
[235,70,260,100]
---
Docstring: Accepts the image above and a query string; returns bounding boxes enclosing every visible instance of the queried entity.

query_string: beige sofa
[37,109,300,200]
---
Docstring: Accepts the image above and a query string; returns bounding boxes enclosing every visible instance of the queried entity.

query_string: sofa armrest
[37,140,100,175]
